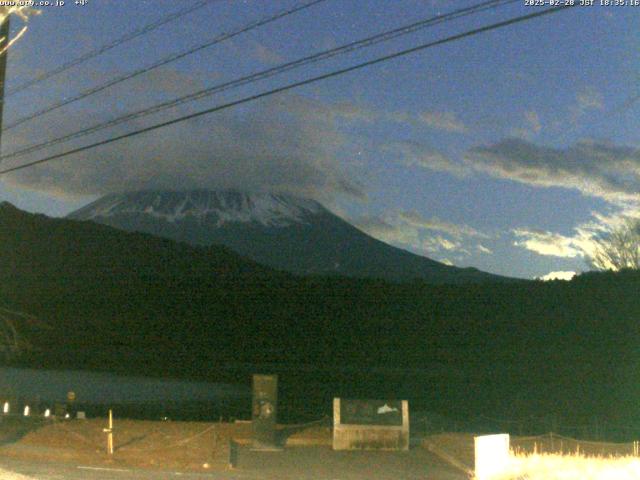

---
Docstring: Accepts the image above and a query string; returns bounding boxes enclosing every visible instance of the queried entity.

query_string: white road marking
[77,465,222,477]
[77,466,132,473]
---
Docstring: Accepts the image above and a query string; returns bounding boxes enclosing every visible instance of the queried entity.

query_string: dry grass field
[486,452,640,480]
[422,432,640,480]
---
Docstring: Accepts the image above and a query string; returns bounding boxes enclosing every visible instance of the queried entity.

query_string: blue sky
[0,0,638,279]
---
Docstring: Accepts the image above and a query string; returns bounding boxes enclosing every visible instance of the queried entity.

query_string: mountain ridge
[68,189,512,284]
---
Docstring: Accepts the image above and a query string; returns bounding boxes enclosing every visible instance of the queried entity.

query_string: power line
[2,0,516,161]
[0,5,574,177]
[4,0,214,98]
[3,0,328,131]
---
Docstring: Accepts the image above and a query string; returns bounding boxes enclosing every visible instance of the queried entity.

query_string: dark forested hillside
[2,202,639,430]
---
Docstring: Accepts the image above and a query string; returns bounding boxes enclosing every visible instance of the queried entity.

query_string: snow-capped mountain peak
[69,190,324,227]
[68,189,509,283]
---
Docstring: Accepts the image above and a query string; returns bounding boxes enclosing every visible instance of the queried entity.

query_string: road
[0,448,469,479]
[0,458,238,479]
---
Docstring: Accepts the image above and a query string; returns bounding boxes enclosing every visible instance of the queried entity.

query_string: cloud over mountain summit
[5,94,362,203]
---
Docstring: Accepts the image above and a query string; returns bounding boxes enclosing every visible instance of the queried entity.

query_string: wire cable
[4,0,214,97]
[0,5,575,176]
[1,0,516,161]
[3,0,328,131]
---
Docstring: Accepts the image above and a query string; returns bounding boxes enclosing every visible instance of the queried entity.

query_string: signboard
[333,398,409,450]
[251,374,279,450]
[340,399,403,426]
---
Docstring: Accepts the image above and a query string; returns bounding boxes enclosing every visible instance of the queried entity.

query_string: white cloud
[563,86,605,130]
[282,96,380,124]
[390,137,640,207]
[538,271,577,281]
[355,210,487,258]
[477,244,493,255]
[355,215,420,247]
[512,206,640,263]
[385,140,468,177]
[4,92,363,203]
[422,235,460,252]
[391,137,640,208]
[466,139,640,204]
[587,206,640,231]
[511,111,542,139]
[576,86,604,112]
[397,211,489,240]
[418,111,467,133]
[512,228,590,258]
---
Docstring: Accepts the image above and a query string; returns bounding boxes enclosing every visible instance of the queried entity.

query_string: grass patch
[488,452,640,480]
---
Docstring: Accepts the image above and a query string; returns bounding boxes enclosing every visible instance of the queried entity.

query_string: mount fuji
[68,190,508,283]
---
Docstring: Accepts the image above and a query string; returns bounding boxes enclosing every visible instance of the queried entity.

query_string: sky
[0,0,638,280]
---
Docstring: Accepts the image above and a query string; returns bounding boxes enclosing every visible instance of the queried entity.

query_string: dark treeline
[1,203,639,433]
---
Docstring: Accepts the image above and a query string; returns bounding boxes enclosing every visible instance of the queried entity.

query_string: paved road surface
[1,459,227,480]
[0,446,469,479]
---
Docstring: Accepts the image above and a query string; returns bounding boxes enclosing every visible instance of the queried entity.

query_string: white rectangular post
[474,433,510,480]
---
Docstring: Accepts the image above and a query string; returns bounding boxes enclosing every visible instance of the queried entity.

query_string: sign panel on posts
[340,399,403,426]
[333,398,409,450]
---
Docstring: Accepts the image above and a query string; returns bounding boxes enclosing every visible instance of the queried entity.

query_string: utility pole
[0,14,10,154]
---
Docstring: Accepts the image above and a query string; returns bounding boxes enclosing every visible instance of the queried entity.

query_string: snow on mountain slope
[68,190,511,283]
[69,190,324,227]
